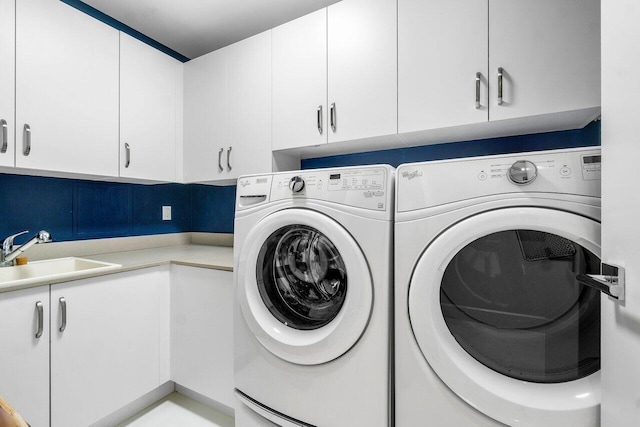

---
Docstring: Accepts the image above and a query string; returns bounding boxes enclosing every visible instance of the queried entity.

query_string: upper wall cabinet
[328,0,397,143]
[272,0,397,150]
[15,0,119,177]
[0,0,15,168]
[184,30,273,184]
[399,0,488,131]
[226,30,273,181]
[272,9,327,151]
[399,0,600,135]
[488,0,600,121]
[120,33,182,182]
[183,47,228,183]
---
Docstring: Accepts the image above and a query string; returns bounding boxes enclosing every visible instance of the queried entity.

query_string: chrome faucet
[1,230,52,267]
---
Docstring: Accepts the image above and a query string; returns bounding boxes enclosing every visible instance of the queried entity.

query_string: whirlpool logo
[239,179,250,187]
[401,170,423,180]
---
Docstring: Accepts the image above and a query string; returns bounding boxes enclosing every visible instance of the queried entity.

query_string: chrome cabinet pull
[23,124,31,156]
[330,103,336,132]
[124,143,131,168]
[475,72,481,109]
[0,119,7,153]
[317,105,323,135]
[59,297,67,332]
[218,148,224,172]
[35,301,44,339]
[226,146,232,171]
[497,67,504,105]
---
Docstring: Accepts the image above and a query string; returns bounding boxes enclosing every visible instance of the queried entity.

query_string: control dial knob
[289,176,306,193]
[508,160,538,185]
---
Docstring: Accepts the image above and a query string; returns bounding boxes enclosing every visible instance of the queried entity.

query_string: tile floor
[116,392,234,427]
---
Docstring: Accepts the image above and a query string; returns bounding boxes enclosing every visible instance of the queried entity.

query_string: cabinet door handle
[218,148,224,172]
[124,143,131,168]
[23,124,31,156]
[35,301,44,339]
[0,119,7,153]
[497,67,504,105]
[226,146,232,171]
[59,297,67,332]
[317,105,323,135]
[330,103,336,132]
[475,72,482,109]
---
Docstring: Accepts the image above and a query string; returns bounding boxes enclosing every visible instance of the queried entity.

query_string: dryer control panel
[397,147,601,213]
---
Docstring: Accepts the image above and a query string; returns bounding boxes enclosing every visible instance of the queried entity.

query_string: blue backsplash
[0,121,599,243]
[0,175,237,244]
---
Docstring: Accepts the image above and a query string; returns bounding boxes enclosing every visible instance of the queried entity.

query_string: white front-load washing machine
[234,165,394,427]
[395,147,602,426]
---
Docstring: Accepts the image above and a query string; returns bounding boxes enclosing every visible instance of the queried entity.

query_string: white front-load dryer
[234,165,394,427]
[395,147,602,426]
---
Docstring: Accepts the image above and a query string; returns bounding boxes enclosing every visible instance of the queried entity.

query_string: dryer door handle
[576,263,625,300]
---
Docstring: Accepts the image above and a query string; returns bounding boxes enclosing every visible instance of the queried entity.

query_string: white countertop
[0,233,234,294]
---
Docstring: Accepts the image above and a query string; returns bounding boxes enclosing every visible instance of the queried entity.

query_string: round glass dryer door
[237,209,373,365]
[409,207,601,426]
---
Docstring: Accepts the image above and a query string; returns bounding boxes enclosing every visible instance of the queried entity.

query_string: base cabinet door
[0,287,50,427]
[50,268,170,427]
[171,266,234,409]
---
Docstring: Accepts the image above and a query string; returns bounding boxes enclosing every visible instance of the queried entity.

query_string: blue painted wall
[0,175,228,245]
[302,120,601,169]
[0,122,599,243]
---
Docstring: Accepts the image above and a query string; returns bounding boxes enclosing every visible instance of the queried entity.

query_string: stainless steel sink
[0,257,121,287]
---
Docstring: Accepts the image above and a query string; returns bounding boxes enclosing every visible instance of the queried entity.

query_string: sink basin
[0,257,121,288]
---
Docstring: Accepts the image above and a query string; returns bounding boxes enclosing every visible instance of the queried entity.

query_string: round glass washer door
[237,208,373,365]
[409,207,601,426]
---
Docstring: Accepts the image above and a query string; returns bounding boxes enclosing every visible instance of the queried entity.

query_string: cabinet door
[0,0,14,168]
[227,30,272,181]
[0,287,50,427]
[171,266,234,409]
[50,268,170,427]
[272,9,327,150]
[327,0,397,143]
[15,0,119,177]
[398,0,488,133]
[601,1,640,425]
[183,48,228,183]
[120,33,181,182]
[488,0,600,121]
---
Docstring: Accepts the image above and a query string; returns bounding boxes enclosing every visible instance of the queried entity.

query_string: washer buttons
[478,172,488,181]
[560,167,572,177]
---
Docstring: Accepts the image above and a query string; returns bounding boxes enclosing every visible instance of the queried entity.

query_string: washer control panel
[271,166,391,211]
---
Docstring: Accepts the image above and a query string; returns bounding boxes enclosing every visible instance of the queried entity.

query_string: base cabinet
[171,265,234,410]
[0,287,50,427]
[50,267,170,427]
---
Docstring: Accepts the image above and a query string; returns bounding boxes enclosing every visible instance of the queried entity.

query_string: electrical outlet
[162,206,172,221]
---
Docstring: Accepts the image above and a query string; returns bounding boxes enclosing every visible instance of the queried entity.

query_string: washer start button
[560,166,572,177]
